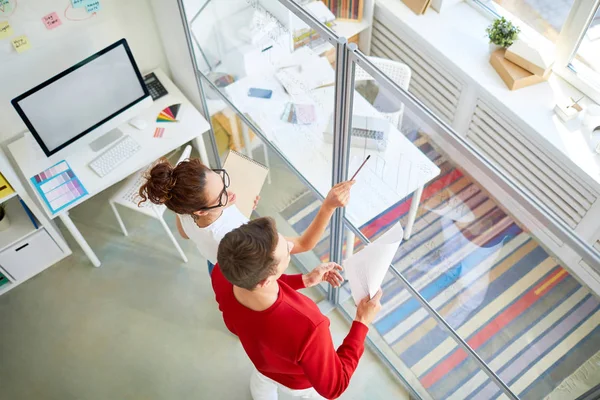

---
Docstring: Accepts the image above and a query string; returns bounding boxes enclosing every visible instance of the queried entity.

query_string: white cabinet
[0,229,63,282]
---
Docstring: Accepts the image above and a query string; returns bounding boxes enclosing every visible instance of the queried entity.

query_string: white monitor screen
[12,39,148,156]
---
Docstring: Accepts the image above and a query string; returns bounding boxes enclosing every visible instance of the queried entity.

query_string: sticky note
[0,0,11,14]
[42,12,62,30]
[0,21,12,39]
[11,35,31,53]
[71,0,86,7]
[85,0,101,13]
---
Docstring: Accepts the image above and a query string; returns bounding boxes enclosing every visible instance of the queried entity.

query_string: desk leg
[194,136,210,166]
[345,229,356,259]
[225,110,243,155]
[404,185,424,240]
[59,213,101,267]
[241,124,252,158]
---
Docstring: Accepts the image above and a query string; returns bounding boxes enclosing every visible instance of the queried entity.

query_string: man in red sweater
[213,217,382,399]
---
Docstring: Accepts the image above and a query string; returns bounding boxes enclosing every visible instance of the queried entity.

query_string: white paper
[344,223,404,305]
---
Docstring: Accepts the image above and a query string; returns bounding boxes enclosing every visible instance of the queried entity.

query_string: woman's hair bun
[138,159,176,206]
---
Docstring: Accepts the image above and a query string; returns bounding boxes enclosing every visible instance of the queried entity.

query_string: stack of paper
[344,223,404,305]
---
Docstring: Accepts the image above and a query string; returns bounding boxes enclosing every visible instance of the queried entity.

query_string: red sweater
[212,264,368,399]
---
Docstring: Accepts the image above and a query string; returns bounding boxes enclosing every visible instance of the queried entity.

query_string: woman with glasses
[138,157,354,274]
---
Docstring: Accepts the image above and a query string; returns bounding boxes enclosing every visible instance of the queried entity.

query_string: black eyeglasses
[201,169,230,211]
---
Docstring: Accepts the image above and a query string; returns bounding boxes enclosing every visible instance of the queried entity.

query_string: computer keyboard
[352,127,386,141]
[89,135,141,177]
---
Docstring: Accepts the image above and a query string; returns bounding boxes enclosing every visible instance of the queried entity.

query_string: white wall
[0,0,169,142]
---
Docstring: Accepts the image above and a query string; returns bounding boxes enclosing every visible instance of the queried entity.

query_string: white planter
[0,216,10,232]
[489,43,503,53]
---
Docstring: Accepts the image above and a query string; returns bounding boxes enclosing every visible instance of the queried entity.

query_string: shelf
[0,197,39,253]
[0,192,18,204]
[0,280,13,295]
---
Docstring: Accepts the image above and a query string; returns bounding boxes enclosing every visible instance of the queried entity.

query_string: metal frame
[177,0,222,168]
[177,1,600,399]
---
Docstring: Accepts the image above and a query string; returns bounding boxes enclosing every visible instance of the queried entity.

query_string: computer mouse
[129,118,148,130]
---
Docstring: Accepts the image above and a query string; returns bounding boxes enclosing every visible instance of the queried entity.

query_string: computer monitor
[11,38,151,157]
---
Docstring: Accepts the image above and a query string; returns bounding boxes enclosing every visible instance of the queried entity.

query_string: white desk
[224,70,440,244]
[8,69,211,267]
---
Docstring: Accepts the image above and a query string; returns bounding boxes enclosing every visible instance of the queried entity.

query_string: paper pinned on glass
[344,223,404,306]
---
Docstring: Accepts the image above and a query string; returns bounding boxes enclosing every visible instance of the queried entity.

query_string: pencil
[350,155,370,180]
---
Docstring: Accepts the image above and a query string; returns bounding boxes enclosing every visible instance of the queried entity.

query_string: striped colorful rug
[280,130,600,399]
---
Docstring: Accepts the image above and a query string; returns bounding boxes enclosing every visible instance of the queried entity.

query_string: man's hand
[323,181,355,210]
[302,262,344,288]
[355,289,383,326]
[253,195,260,210]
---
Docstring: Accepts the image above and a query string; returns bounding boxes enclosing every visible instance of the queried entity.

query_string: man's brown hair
[217,217,280,290]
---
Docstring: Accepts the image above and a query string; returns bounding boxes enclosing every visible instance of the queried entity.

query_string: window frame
[466,0,600,104]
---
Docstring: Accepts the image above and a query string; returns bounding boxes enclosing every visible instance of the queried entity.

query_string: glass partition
[201,81,331,294]
[189,0,339,194]
[179,1,600,399]
[341,47,600,400]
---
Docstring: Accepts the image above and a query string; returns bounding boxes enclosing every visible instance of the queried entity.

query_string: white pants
[250,369,325,400]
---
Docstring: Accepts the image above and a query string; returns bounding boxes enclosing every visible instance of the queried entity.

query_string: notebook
[223,151,269,218]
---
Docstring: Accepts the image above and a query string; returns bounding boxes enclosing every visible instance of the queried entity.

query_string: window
[470,0,600,104]
[573,6,600,74]
[475,0,575,43]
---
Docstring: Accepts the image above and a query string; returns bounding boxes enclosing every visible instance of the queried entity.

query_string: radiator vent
[467,100,598,229]
[371,16,462,125]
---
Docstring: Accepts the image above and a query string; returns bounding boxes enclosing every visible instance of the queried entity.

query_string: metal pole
[176,0,222,168]
[328,40,357,305]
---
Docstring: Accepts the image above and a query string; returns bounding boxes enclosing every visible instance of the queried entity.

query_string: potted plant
[0,204,9,232]
[486,17,520,53]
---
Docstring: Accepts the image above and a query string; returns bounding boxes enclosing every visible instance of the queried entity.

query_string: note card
[42,12,62,30]
[11,35,30,53]
[0,21,12,39]
[72,0,86,8]
[85,0,101,13]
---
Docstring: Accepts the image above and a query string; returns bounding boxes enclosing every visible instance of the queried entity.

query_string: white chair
[354,57,411,130]
[109,145,193,263]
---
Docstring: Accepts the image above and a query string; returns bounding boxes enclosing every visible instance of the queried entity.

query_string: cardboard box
[505,39,554,77]
[402,0,432,15]
[490,49,549,91]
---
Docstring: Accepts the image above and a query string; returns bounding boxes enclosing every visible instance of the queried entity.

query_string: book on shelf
[19,199,39,229]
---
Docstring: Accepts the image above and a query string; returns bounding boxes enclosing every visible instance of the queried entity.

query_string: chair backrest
[354,57,411,91]
[176,145,193,165]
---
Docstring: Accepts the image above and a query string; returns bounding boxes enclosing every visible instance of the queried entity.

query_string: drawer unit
[0,229,63,282]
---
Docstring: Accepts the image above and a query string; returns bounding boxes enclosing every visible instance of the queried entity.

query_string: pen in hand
[350,155,370,181]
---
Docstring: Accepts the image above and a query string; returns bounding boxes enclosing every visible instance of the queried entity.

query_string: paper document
[344,223,404,305]
[223,150,269,218]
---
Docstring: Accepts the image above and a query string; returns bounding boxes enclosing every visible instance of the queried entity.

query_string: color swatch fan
[157,104,181,123]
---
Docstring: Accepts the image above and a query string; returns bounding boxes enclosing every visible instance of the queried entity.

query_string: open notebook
[223,150,269,218]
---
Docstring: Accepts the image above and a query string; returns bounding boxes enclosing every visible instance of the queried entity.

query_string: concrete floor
[0,149,408,400]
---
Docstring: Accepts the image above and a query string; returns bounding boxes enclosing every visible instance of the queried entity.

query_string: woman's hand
[253,195,260,210]
[323,181,355,210]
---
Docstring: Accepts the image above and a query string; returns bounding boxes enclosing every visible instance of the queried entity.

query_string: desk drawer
[0,229,62,281]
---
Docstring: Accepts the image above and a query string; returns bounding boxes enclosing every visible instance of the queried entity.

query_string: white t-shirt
[179,205,248,264]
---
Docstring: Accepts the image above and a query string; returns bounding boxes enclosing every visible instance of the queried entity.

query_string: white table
[8,69,211,267]
[224,71,440,247]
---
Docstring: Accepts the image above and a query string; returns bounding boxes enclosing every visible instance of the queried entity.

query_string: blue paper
[30,161,88,215]
[71,0,86,8]
[85,0,101,13]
